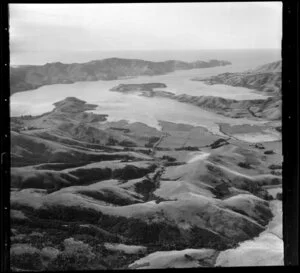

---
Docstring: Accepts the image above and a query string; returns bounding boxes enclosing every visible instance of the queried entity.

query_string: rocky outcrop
[10,58,231,95]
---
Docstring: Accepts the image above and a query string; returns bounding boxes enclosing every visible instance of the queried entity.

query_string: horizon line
[11,48,281,53]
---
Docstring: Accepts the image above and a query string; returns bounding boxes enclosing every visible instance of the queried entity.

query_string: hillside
[174,94,281,121]
[10,58,231,95]
[10,95,282,270]
[193,60,282,94]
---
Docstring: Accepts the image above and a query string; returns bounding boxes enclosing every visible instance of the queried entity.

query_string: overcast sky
[9,2,282,52]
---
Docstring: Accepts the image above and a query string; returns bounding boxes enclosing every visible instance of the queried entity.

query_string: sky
[9,2,282,53]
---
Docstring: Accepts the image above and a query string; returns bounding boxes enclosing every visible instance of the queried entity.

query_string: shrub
[175,146,199,151]
[145,136,160,148]
[238,162,252,169]
[161,155,176,162]
[119,140,136,147]
[271,170,282,176]
[210,139,228,149]
[264,194,274,201]
[11,252,43,270]
[269,164,282,170]
[35,206,101,224]
[240,181,261,195]
[69,167,112,184]
[78,189,138,206]
[276,192,282,200]
[254,143,265,149]
[47,250,93,271]
[189,226,233,250]
[113,164,156,180]
[107,137,118,146]
[134,179,156,200]
[47,238,96,271]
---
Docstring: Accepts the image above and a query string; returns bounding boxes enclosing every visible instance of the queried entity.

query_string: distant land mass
[10,58,231,95]
[193,60,281,94]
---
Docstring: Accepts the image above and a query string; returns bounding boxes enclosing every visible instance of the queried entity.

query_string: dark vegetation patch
[11,251,44,271]
[211,182,231,199]
[69,167,112,185]
[34,132,119,152]
[45,237,144,270]
[110,127,130,133]
[134,169,163,201]
[254,203,273,225]
[271,170,281,176]
[96,214,237,251]
[11,133,149,167]
[11,195,266,271]
[188,226,237,250]
[46,251,101,271]
[253,143,265,149]
[11,171,78,191]
[268,164,282,170]
[106,136,119,146]
[210,138,229,149]
[67,164,156,186]
[156,147,171,151]
[161,155,177,162]
[34,162,92,171]
[12,202,242,252]
[238,162,253,169]
[77,189,142,206]
[124,148,152,155]
[276,192,282,200]
[134,179,157,201]
[205,163,279,200]
[175,146,200,151]
[12,163,157,192]
[163,161,185,167]
[119,140,137,147]
[112,164,157,180]
[145,136,160,148]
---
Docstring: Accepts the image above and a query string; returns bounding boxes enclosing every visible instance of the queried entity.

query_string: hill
[10,58,231,95]
[193,60,281,94]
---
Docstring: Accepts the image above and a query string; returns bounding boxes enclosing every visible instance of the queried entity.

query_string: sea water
[10,49,280,134]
